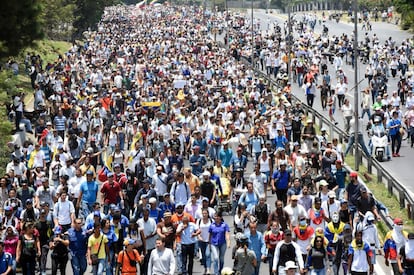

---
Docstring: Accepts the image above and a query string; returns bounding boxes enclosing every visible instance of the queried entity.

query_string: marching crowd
[4,3,414,275]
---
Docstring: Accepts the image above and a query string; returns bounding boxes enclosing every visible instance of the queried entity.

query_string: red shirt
[101,181,121,204]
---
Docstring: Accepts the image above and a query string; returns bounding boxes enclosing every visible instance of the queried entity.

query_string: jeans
[20,118,33,132]
[391,133,402,154]
[81,201,94,220]
[51,256,68,275]
[176,242,183,273]
[21,257,36,275]
[211,243,226,275]
[253,261,261,275]
[307,94,315,107]
[337,94,345,108]
[105,249,115,275]
[182,243,195,275]
[198,241,211,269]
[40,244,49,273]
[71,253,87,275]
[361,108,371,120]
[311,268,326,275]
[267,250,274,275]
[344,133,371,157]
[92,259,105,275]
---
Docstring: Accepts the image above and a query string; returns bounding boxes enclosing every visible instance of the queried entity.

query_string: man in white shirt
[284,195,308,230]
[54,190,75,232]
[170,172,190,206]
[322,191,340,220]
[153,166,169,202]
[148,238,176,275]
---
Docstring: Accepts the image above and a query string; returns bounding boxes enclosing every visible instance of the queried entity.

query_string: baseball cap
[123,238,136,246]
[319,180,328,186]
[285,261,297,270]
[350,171,358,178]
[149,197,157,204]
[328,191,336,198]
[25,199,33,205]
[86,170,94,176]
[107,172,114,178]
[163,211,172,218]
[290,195,299,201]
[4,206,12,211]
[93,211,101,217]
[394,218,403,224]
[176,202,185,208]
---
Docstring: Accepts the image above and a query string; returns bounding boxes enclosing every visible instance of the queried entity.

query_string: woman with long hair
[16,222,40,275]
[208,126,223,162]
[305,235,329,275]
[3,225,18,274]
[198,209,212,274]
[233,233,256,275]
[209,212,231,275]
[101,218,118,275]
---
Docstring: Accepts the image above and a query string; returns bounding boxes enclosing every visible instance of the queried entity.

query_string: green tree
[0,70,18,176]
[72,0,120,39]
[394,0,414,30]
[40,0,77,41]
[0,1,44,59]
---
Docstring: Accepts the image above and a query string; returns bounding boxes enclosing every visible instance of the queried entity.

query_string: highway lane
[251,9,414,194]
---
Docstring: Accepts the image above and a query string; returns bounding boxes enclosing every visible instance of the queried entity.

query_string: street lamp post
[353,0,359,170]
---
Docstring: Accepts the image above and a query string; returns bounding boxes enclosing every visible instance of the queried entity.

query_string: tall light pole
[353,0,359,170]
[251,0,254,69]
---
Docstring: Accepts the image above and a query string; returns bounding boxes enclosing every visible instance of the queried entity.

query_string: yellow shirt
[88,233,108,259]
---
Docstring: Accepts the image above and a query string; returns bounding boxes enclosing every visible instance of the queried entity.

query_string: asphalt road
[16,9,408,275]
[252,9,414,198]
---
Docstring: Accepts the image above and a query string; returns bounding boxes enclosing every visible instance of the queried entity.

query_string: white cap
[285,261,298,270]
[202,171,210,177]
[149,197,157,204]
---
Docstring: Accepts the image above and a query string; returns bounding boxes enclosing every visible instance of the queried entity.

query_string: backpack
[172,182,189,200]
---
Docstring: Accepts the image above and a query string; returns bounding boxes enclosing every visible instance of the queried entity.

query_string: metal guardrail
[216,36,410,228]
[251,67,414,227]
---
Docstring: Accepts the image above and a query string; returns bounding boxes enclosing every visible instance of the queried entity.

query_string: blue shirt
[274,135,288,150]
[0,252,11,273]
[230,154,247,170]
[180,222,198,245]
[238,192,258,212]
[189,154,207,176]
[387,118,401,136]
[67,228,88,256]
[102,228,118,247]
[272,170,290,190]
[219,149,233,168]
[334,168,347,188]
[159,202,175,216]
[246,231,266,258]
[209,221,230,246]
[80,181,98,203]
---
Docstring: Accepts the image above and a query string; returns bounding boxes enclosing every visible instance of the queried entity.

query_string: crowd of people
[3,3,414,275]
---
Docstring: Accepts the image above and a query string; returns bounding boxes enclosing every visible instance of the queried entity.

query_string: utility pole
[353,0,359,170]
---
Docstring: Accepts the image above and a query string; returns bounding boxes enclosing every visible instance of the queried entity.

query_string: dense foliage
[0,0,44,59]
